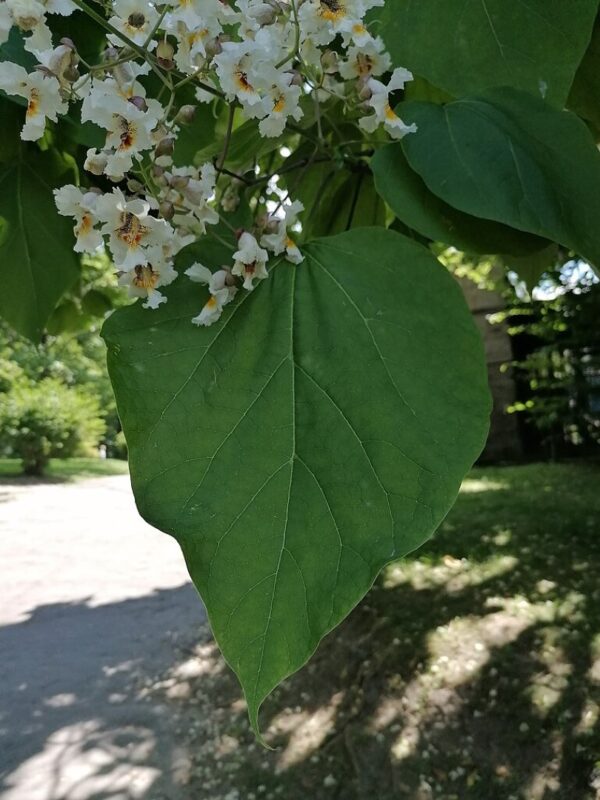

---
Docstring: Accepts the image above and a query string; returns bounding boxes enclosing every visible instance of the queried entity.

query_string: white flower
[81,79,163,176]
[232,232,269,291]
[338,37,391,80]
[258,74,303,138]
[0,62,67,140]
[108,0,160,47]
[359,67,417,139]
[54,185,103,252]
[118,261,177,309]
[0,2,14,46]
[95,188,173,269]
[261,200,304,264]
[186,262,237,326]
[6,0,51,53]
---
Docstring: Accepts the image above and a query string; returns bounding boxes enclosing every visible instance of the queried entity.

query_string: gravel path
[0,475,205,800]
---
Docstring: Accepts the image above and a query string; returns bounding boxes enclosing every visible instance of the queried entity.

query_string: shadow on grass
[153,462,600,800]
[0,458,129,484]
[2,462,599,799]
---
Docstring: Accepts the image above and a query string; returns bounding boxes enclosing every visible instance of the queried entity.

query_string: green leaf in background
[568,14,600,131]
[400,88,600,272]
[371,144,548,256]
[0,148,80,339]
[375,0,598,106]
[103,227,491,736]
[0,97,22,162]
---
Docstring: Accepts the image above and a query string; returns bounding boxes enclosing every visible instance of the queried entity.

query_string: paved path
[0,475,205,800]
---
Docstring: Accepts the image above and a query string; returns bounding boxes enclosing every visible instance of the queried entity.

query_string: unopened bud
[128,95,148,112]
[159,200,175,221]
[127,178,145,193]
[170,175,190,190]
[289,70,303,87]
[63,65,80,82]
[152,164,165,179]
[206,36,224,57]
[103,47,119,62]
[156,39,175,69]
[321,49,338,73]
[175,104,197,124]
[59,37,76,50]
[358,79,372,101]
[155,137,174,158]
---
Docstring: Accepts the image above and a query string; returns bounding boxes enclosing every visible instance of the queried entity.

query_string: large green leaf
[371,144,547,256]
[103,227,491,736]
[375,0,598,106]
[400,88,600,271]
[568,14,600,130]
[0,149,80,339]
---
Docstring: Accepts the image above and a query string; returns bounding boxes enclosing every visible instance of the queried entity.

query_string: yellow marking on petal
[118,212,148,248]
[384,104,398,121]
[205,295,218,309]
[319,0,346,20]
[235,70,254,93]
[26,89,40,119]
[115,117,138,150]
[285,236,296,249]
[353,23,366,33]
[77,214,93,236]
[356,53,374,75]
[273,95,286,113]
[133,265,159,289]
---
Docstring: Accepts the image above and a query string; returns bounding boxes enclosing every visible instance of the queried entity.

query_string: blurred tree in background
[448,249,600,459]
[0,255,128,475]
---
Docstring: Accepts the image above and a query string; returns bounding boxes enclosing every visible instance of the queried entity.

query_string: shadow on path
[0,585,203,800]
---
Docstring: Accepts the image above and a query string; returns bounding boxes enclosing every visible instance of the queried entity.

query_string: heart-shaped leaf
[400,88,600,272]
[103,228,491,735]
[374,0,598,106]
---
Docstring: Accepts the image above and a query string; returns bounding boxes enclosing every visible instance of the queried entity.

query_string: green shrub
[0,378,106,475]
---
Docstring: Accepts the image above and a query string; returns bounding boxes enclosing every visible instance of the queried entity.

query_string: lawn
[0,457,129,481]
[150,461,600,800]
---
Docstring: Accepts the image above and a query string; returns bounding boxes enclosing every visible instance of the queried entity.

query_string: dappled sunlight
[384,552,518,593]
[527,628,572,718]
[272,693,343,771]
[460,478,509,493]
[1,720,160,800]
[3,462,600,799]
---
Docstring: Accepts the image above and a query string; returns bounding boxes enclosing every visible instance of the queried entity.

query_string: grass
[0,457,129,481]
[152,461,600,800]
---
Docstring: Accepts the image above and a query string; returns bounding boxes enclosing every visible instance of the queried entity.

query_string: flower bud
[321,49,338,74]
[152,164,165,179]
[159,200,175,221]
[156,39,175,69]
[205,36,223,57]
[63,65,80,83]
[289,70,303,87]
[175,104,197,124]
[128,95,148,112]
[358,78,372,101]
[127,178,145,193]
[155,137,175,158]
[103,47,120,62]
[59,37,76,50]
[170,175,190,190]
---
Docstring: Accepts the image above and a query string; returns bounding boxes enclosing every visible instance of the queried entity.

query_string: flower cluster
[0,0,416,325]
